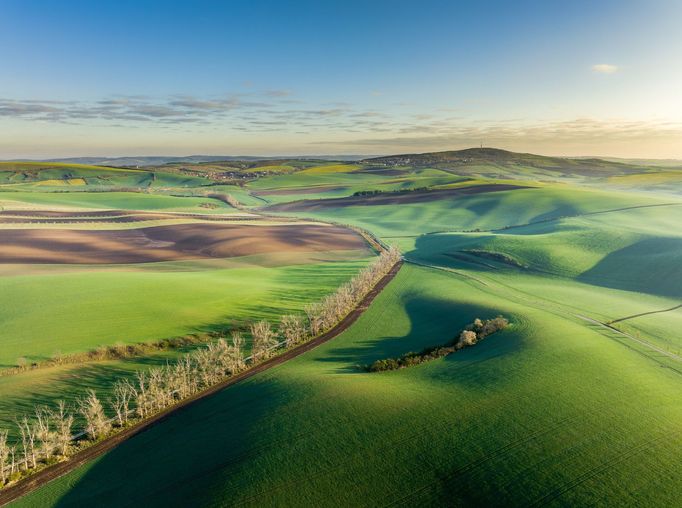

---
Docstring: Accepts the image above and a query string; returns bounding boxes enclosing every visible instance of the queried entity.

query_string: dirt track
[0,222,368,264]
[253,184,348,196]
[0,260,402,506]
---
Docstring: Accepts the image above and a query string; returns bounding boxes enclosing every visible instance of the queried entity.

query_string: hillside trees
[369,316,510,372]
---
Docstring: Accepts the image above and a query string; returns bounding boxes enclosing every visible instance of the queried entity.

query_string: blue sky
[1,0,681,157]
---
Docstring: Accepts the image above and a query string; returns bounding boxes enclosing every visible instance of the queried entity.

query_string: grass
[0,254,371,368]
[12,265,682,507]
[297,163,362,174]
[0,349,192,440]
[0,162,213,189]
[0,162,139,173]
[274,185,667,238]
[0,191,234,213]
[3,155,682,505]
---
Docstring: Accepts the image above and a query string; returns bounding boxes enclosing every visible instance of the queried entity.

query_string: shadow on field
[407,233,499,271]
[318,294,503,373]
[0,353,194,441]
[52,378,284,507]
[578,237,682,299]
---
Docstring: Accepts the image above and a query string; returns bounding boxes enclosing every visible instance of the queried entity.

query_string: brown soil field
[267,184,530,211]
[0,223,368,264]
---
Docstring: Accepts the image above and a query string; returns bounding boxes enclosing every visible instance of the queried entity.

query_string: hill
[361,147,660,178]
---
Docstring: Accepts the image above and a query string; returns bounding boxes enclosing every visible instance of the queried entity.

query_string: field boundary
[575,314,681,363]
[0,257,402,506]
[608,303,682,324]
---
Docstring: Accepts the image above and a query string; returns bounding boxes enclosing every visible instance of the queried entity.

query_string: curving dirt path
[0,259,403,506]
[608,303,682,324]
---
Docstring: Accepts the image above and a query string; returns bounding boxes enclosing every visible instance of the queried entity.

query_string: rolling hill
[1,147,681,506]
[361,147,669,179]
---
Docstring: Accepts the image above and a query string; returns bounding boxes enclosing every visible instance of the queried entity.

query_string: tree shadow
[0,350,196,440]
[318,293,509,374]
[52,378,284,507]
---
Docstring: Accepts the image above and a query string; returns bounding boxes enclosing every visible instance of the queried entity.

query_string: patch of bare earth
[0,223,368,264]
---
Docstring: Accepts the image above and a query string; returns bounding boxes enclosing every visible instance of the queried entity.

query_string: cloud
[0,94,274,124]
[310,118,682,154]
[264,89,292,97]
[5,91,679,158]
[592,63,619,74]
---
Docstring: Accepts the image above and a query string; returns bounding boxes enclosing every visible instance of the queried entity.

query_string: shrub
[456,330,478,349]
[368,316,509,372]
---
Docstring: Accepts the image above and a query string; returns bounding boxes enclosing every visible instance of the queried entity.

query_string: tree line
[368,316,509,372]
[0,246,401,488]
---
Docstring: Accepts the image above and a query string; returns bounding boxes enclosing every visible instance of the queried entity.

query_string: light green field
[297,163,362,174]
[0,191,235,213]
[272,185,670,237]
[399,204,682,298]
[248,166,460,205]
[0,254,371,368]
[0,349,192,440]
[13,265,682,507]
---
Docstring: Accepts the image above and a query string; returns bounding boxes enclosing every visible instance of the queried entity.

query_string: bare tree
[135,371,153,418]
[279,314,307,348]
[109,380,136,427]
[78,390,111,440]
[52,401,73,457]
[17,417,37,470]
[34,406,58,460]
[304,303,323,337]
[250,320,278,361]
[0,429,9,484]
[7,445,16,479]
[230,331,246,371]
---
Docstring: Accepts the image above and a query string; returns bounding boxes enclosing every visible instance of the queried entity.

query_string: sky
[1,0,681,158]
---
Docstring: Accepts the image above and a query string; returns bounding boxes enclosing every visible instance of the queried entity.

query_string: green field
[0,191,236,213]
[268,185,671,237]
[0,255,371,368]
[0,162,212,189]
[2,149,682,506]
[13,265,682,507]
